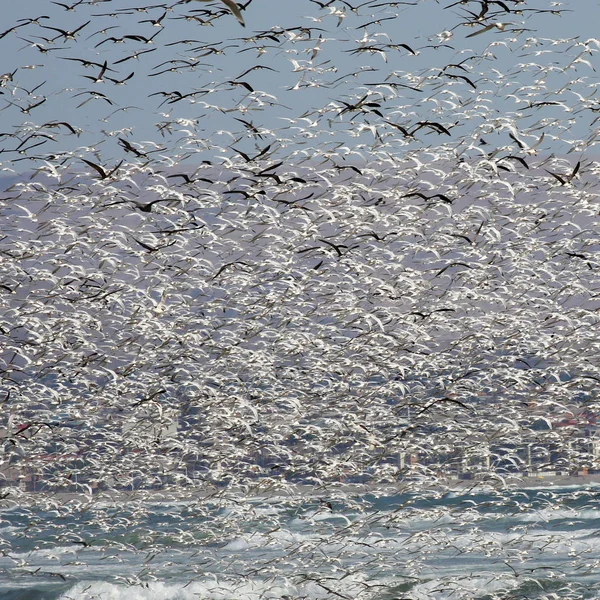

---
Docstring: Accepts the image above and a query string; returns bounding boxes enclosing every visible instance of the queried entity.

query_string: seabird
[191,0,245,27]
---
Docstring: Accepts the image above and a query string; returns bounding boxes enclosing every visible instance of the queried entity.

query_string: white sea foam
[58,577,365,600]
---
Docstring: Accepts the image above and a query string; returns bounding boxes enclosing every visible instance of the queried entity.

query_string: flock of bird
[1,0,600,597]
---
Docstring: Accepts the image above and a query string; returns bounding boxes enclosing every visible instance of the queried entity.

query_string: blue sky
[0,0,598,172]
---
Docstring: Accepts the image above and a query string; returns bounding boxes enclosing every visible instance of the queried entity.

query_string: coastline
[3,474,600,507]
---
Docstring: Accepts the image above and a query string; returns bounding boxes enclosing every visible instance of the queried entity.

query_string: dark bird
[105,198,180,213]
[41,20,91,41]
[139,11,168,27]
[189,0,246,27]
[42,121,79,135]
[403,191,453,204]
[231,144,272,162]
[319,238,353,257]
[81,158,123,180]
[412,121,452,136]
[417,397,471,416]
[5,97,47,115]
[113,48,157,65]
[233,117,265,138]
[118,138,147,157]
[122,31,162,45]
[107,72,135,85]
[167,173,214,184]
[73,90,114,107]
[82,61,109,83]
[546,161,580,185]
[51,0,87,10]
[434,262,473,277]
[59,56,116,71]
[133,238,176,253]
[443,72,477,89]
[497,155,529,170]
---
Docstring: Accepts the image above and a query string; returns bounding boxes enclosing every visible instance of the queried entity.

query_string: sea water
[1,484,600,600]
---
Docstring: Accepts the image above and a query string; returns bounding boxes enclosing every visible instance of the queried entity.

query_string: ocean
[1,482,600,600]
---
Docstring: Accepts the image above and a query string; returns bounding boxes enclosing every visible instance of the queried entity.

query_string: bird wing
[220,0,245,26]
[193,0,245,26]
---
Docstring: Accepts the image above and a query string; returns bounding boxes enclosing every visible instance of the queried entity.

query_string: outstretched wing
[193,0,245,26]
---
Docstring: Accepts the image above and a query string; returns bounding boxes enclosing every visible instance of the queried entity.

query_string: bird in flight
[190,0,245,27]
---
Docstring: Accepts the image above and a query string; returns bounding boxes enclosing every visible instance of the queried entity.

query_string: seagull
[190,0,245,27]
[2,2,600,595]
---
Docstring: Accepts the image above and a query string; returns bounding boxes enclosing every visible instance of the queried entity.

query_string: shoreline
[3,474,600,506]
